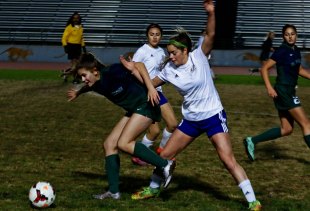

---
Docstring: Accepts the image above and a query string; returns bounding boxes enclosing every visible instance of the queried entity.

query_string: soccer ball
[29,181,56,208]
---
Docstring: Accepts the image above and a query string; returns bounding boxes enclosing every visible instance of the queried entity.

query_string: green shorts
[125,102,161,122]
[274,84,301,111]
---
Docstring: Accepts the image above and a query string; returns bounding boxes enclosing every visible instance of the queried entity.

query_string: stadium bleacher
[1,0,310,52]
[0,0,207,46]
[235,0,310,48]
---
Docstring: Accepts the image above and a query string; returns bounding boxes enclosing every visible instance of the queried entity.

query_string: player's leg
[118,113,175,173]
[131,101,178,165]
[244,110,293,161]
[288,106,310,147]
[131,123,160,166]
[71,58,80,84]
[132,93,177,165]
[131,91,170,166]
[94,116,129,200]
[144,123,161,147]
[132,129,193,200]
[212,133,248,182]
[158,102,178,151]
[159,129,193,159]
[211,132,261,210]
[64,44,75,82]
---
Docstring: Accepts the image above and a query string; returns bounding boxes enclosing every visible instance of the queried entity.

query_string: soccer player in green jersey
[244,24,310,161]
[67,52,175,200]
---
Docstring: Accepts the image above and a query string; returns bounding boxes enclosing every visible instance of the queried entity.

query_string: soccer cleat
[131,187,160,200]
[131,156,149,166]
[248,68,259,74]
[248,200,262,211]
[156,147,163,155]
[93,191,120,200]
[243,137,255,161]
[162,160,176,188]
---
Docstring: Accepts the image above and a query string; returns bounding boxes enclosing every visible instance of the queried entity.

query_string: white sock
[141,134,154,148]
[159,128,172,148]
[150,173,162,189]
[238,179,256,203]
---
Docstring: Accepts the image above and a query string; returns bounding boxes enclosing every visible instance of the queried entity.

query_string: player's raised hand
[120,55,135,71]
[204,0,215,13]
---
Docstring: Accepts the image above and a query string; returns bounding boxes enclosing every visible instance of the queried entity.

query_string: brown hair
[146,23,163,37]
[161,27,192,69]
[74,52,105,72]
[282,24,297,37]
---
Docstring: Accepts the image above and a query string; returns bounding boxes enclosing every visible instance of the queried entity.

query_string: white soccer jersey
[133,44,166,92]
[158,46,223,121]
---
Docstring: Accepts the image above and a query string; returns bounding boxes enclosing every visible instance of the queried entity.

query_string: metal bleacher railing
[235,0,310,49]
[0,0,206,46]
[2,0,310,48]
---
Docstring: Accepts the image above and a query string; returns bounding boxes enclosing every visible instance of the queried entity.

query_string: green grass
[1,69,309,87]
[0,69,60,80]
[0,69,310,210]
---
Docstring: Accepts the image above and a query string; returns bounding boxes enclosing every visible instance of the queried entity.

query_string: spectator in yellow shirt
[61,12,86,83]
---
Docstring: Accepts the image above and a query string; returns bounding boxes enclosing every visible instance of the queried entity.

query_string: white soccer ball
[29,181,56,208]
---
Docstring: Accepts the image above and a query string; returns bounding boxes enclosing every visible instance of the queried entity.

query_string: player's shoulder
[136,44,149,52]
[156,46,166,54]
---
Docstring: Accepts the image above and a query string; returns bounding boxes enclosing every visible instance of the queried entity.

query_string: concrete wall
[1,44,310,68]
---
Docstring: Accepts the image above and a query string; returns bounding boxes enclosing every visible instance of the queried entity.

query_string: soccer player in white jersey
[121,1,261,210]
[131,23,178,166]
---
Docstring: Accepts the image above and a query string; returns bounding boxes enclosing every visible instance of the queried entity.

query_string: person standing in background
[260,31,275,63]
[249,31,275,73]
[61,11,87,83]
[131,23,178,166]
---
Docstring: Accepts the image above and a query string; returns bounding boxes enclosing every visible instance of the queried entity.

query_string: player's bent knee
[117,142,131,153]
[103,140,117,151]
[167,124,177,132]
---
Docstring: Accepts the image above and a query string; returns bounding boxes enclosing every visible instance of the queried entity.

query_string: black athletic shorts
[274,84,301,111]
[67,43,82,60]
[125,102,161,123]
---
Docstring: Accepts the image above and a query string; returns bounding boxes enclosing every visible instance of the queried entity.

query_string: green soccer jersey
[94,64,150,111]
[79,63,161,121]
[270,42,301,86]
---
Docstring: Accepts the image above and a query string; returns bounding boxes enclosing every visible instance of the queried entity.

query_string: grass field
[0,69,310,210]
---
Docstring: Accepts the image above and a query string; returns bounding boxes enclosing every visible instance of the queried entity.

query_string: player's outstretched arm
[67,89,79,102]
[67,85,92,102]
[201,0,215,56]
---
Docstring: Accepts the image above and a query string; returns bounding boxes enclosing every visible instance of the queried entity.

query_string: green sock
[304,135,310,148]
[252,127,282,145]
[133,142,167,168]
[105,154,120,194]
